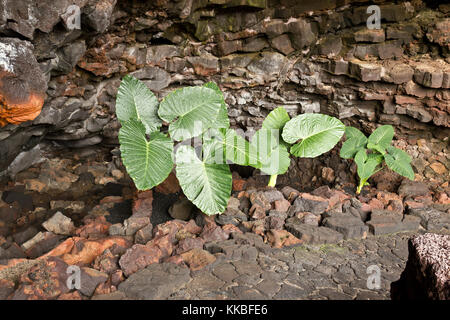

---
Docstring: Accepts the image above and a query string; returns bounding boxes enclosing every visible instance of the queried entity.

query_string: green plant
[116,76,263,216]
[340,125,415,194]
[250,107,346,187]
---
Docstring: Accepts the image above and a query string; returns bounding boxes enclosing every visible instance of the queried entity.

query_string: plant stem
[268,174,277,187]
[356,179,366,194]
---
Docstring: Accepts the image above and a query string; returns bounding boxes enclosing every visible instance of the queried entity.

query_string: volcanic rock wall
[0,0,449,176]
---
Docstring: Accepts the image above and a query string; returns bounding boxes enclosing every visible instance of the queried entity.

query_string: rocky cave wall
[0,0,449,182]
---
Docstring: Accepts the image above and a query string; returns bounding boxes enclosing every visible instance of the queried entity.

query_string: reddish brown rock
[77,34,126,77]
[75,216,111,239]
[361,198,385,213]
[250,204,267,220]
[266,230,302,248]
[200,224,229,242]
[11,257,70,300]
[232,176,247,192]
[93,249,119,274]
[43,236,131,266]
[377,191,402,206]
[222,224,242,236]
[175,237,205,255]
[132,190,153,218]
[146,234,174,258]
[179,248,216,271]
[155,172,181,194]
[274,199,290,213]
[119,244,163,277]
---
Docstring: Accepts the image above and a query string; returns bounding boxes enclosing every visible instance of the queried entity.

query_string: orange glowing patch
[0,93,45,127]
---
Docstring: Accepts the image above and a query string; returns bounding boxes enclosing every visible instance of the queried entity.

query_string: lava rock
[118,244,162,277]
[42,211,75,236]
[398,180,430,198]
[366,210,421,235]
[322,214,369,240]
[392,233,450,300]
[285,222,343,244]
[408,207,450,232]
[289,193,329,215]
[118,263,191,300]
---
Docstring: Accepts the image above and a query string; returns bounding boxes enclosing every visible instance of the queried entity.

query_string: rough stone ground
[97,232,417,300]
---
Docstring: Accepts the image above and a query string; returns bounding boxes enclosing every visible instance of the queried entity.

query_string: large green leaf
[119,119,173,190]
[175,144,232,215]
[354,149,380,181]
[282,113,345,158]
[251,128,291,175]
[116,75,162,134]
[262,107,290,131]
[222,128,260,167]
[340,126,368,159]
[158,86,223,141]
[204,82,230,129]
[367,125,394,154]
[384,146,414,180]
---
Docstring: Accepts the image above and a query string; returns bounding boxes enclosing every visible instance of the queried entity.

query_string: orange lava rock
[0,93,45,126]
[232,178,247,192]
[48,236,131,266]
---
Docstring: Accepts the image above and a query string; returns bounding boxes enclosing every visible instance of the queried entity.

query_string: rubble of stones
[0,0,449,180]
[0,147,449,300]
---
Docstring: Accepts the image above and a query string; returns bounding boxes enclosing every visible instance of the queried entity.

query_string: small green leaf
[262,107,290,131]
[354,149,380,181]
[204,82,230,129]
[384,146,415,180]
[116,75,162,134]
[282,114,345,158]
[119,119,173,190]
[175,144,232,215]
[251,128,291,175]
[340,127,368,159]
[158,86,223,141]
[367,125,394,151]
[367,142,387,155]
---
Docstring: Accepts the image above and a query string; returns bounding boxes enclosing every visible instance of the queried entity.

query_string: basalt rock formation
[0,0,448,178]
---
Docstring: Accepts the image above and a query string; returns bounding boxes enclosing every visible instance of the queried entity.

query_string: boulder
[0,38,47,127]
[391,233,450,300]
